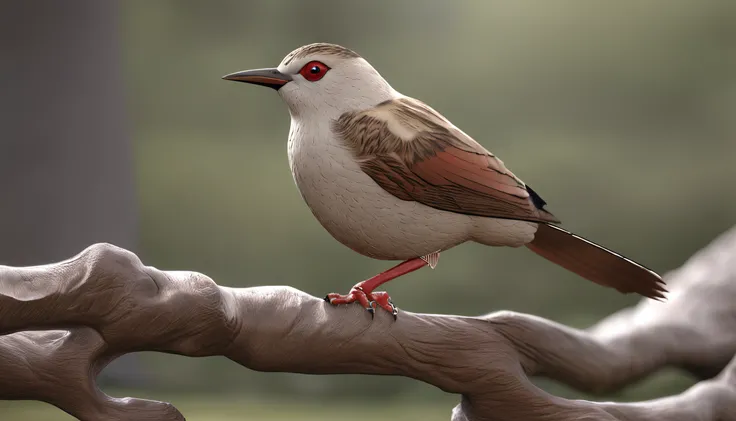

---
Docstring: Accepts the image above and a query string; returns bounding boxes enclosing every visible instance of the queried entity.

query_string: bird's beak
[222,67,292,90]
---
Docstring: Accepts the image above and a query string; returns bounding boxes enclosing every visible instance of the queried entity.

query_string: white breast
[287,118,537,261]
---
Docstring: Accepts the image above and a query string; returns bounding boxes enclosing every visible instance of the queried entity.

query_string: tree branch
[2,227,736,420]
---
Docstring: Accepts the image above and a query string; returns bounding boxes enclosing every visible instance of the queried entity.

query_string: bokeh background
[2,0,735,419]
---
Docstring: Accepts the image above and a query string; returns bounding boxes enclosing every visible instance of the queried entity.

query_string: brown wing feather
[332,97,560,224]
[333,97,666,298]
[526,224,667,299]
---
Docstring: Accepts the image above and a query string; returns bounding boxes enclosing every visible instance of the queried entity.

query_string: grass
[0,368,699,420]
[0,393,459,421]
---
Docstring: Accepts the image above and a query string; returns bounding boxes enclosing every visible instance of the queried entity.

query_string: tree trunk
[0,0,143,387]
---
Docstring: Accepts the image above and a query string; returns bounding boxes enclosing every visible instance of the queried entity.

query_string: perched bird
[223,43,666,318]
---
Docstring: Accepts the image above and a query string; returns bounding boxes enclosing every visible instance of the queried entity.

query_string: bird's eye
[299,61,330,82]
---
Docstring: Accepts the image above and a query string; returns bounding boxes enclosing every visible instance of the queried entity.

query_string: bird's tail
[525,223,667,300]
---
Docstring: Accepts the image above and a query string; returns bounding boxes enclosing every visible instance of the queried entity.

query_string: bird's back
[287,95,541,260]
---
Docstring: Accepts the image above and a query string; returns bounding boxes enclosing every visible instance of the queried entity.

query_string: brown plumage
[332,97,560,224]
[332,96,666,299]
[527,224,666,299]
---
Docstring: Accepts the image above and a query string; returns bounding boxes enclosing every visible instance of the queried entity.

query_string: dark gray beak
[222,67,292,90]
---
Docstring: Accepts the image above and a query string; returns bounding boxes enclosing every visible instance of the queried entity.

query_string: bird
[223,42,667,318]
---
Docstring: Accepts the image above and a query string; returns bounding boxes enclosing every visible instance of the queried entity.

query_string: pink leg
[325,257,428,319]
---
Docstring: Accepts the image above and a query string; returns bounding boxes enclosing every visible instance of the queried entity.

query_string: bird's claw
[367,301,377,315]
[389,299,399,320]
[325,286,398,320]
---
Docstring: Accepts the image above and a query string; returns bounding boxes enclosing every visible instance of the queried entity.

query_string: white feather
[275,49,536,260]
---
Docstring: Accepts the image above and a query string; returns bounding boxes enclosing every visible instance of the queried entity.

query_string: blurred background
[1,0,735,419]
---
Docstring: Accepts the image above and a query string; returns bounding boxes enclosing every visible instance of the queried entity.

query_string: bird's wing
[331,96,560,224]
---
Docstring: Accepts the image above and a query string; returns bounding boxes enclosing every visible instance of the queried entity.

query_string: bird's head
[223,43,397,119]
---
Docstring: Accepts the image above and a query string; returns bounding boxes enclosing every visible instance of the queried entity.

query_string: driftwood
[1,227,736,421]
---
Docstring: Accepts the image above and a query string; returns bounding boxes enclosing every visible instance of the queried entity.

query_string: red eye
[299,60,330,82]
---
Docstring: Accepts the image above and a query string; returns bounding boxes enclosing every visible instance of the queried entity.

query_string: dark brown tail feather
[526,224,667,300]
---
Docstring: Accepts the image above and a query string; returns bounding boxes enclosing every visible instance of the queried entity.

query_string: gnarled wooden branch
[1,227,736,421]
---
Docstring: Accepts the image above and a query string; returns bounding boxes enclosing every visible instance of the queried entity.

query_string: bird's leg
[325,257,429,319]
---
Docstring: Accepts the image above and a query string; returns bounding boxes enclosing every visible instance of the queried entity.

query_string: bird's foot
[325,285,398,320]
[323,257,431,320]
